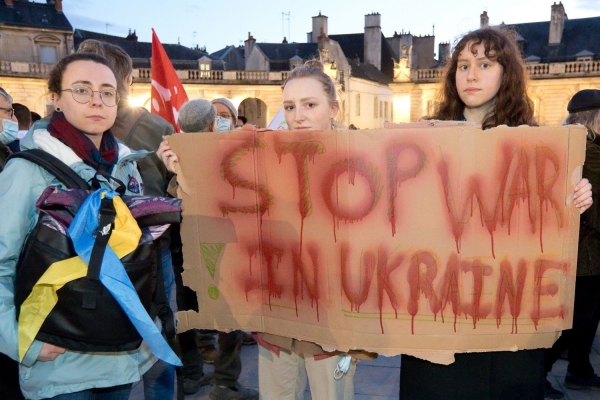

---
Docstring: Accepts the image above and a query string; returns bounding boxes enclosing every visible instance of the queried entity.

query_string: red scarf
[47,111,118,174]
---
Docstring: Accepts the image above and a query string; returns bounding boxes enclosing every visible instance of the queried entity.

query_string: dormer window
[198,56,212,77]
[516,35,525,52]
[575,50,593,62]
[290,55,303,70]
[524,55,541,65]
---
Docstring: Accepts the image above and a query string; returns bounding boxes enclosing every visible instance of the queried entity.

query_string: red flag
[151,29,188,132]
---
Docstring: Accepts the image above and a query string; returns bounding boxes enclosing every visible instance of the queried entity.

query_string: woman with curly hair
[400,26,592,400]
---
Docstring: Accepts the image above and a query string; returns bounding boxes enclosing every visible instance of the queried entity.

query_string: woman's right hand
[157,140,179,173]
[37,343,66,361]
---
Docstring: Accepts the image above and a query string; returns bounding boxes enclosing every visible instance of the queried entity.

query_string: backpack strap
[8,149,90,190]
[153,248,176,342]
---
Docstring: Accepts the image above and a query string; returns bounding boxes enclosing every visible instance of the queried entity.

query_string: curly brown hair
[430,27,535,129]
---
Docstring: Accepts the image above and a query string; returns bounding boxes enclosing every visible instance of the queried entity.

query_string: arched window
[33,34,61,63]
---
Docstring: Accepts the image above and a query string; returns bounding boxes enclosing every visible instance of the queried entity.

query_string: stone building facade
[0,1,599,128]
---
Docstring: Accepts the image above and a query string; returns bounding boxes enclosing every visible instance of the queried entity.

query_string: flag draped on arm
[151,29,188,132]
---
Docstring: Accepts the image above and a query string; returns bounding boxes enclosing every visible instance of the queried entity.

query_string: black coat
[577,138,600,276]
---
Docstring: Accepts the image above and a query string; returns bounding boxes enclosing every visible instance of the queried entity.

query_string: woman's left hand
[574,178,593,214]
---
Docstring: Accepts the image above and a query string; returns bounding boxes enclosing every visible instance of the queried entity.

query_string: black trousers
[0,352,24,400]
[400,349,544,400]
[178,329,243,387]
[545,275,600,377]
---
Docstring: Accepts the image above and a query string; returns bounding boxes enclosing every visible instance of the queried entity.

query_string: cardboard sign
[170,125,586,363]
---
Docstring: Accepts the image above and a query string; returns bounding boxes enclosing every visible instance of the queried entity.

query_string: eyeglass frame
[217,112,233,120]
[59,84,120,107]
[0,106,14,118]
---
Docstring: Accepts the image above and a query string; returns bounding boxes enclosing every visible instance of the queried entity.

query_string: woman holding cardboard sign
[157,60,367,400]
[398,26,592,400]
[252,60,375,400]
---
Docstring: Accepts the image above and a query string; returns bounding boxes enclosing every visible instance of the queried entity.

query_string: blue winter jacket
[0,126,157,399]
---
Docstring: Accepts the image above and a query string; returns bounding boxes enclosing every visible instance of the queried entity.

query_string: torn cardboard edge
[171,124,587,365]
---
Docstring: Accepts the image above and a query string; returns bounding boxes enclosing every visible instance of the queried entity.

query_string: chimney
[311,12,328,43]
[55,0,62,13]
[244,32,256,61]
[549,2,567,45]
[126,29,138,42]
[364,12,382,70]
[438,42,450,65]
[5,0,14,7]
[480,11,489,28]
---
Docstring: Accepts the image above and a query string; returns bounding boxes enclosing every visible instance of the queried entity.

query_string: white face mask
[0,119,18,145]
[216,116,232,132]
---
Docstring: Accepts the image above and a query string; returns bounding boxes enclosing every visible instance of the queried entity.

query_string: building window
[380,101,383,117]
[374,96,378,118]
[356,94,360,116]
[39,46,58,63]
[384,101,388,119]
[199,62,211,78]
[33,34,61,63]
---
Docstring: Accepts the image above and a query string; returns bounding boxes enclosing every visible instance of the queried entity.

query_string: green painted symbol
[200,243,225,279]
[208,285,219,300]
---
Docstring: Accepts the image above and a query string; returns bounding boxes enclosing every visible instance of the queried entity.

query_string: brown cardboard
[169,125,587,364]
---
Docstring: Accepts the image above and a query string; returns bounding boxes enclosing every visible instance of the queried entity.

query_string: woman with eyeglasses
[0,53,157,399]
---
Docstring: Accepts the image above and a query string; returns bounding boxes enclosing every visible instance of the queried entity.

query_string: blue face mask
[216,116,232,132]
[0,119,18,145]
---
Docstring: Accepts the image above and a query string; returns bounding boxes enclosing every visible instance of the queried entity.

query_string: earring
[55,107,61,112]
[330,118,335,129]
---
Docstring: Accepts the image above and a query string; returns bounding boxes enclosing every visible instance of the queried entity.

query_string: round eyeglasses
[60,84,120,107]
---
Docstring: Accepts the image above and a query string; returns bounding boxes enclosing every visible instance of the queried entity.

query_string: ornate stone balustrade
[527,60,600,77]
[3,60,598,84]
[131,68,286,84]
[0,61,55,77]
[408,61,600,83]
[412,68,444,82]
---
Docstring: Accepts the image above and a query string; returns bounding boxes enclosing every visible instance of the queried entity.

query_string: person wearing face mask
[212,98,237,133]
[0,87,26,400]
[157,60,376,400]
[155,98,260,400]
[0,87,24,397]
[6,103,33,154]
[0,87,19,171]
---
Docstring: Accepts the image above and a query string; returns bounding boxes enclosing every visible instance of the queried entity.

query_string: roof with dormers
[508,16,600,62]
[244,42,319,71]
[347,58,392,85]
[210,45,244,60]
[0,0,72,31]
[329,32,395,81]
[73,29,207,69]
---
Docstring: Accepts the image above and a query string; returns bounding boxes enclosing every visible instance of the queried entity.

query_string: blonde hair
[282,59,343,129]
